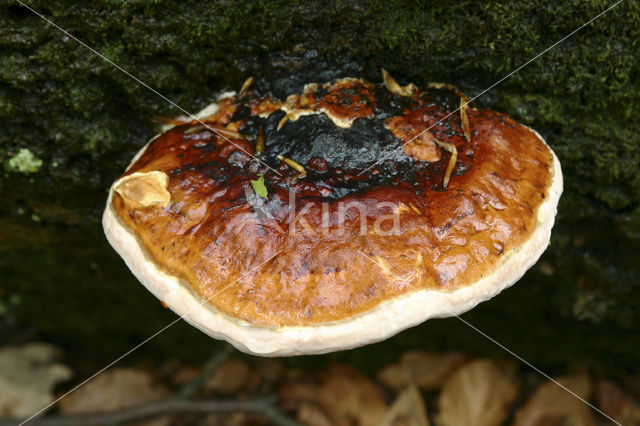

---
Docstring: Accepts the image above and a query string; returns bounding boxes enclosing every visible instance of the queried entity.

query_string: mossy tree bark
[1,1,639,370]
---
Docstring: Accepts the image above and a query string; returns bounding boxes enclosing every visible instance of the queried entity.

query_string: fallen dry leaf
[298,402,334,426]
[513,373,595,426]
[596,380,640,426]
[0,343,72,418]
[436,359,519,426]
[624,375,640,401]
[253,358,285,386]
[379,386,430,426]
[205,358,259,395]
[460,95,471,142]
[59,368,169,415]
[378,351,468,391]
[170,365,201,387]
[281,363,387,426]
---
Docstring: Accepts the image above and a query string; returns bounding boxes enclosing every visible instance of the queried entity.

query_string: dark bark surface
[1,1,638,371]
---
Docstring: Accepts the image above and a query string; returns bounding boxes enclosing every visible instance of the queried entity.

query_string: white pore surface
[103,103,563,356]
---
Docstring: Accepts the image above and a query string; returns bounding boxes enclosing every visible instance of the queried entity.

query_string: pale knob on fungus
[113,171,171,209]
[381,68,417,97]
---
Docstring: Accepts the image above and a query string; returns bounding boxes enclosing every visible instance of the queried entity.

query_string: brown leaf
[0,343,72,418]
[298,402,334,426]
[436,359,519,426]
[623,375,640,401]
[253,358,285,386]
[204,359,259,395]
[379,386,430,426]
[281,363,387,426]
[170,365,201,387]
[596,380,640,426]
[59,368,169,415]
[378,351,468,392]
[513,373,595,426]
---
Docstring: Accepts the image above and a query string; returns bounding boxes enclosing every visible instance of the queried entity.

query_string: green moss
[1,0,639,370]
[5,148,43,174]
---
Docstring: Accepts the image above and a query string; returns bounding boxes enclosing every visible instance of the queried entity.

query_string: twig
[177,346,232,399]
[5,397,300,426]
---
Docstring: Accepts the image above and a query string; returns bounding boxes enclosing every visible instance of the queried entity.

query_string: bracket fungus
[103,70,562,356]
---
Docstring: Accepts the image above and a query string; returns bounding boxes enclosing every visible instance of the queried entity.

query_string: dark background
[1,0,639,377]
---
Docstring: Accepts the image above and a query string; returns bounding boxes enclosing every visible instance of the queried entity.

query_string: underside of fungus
[103,70,562,356]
